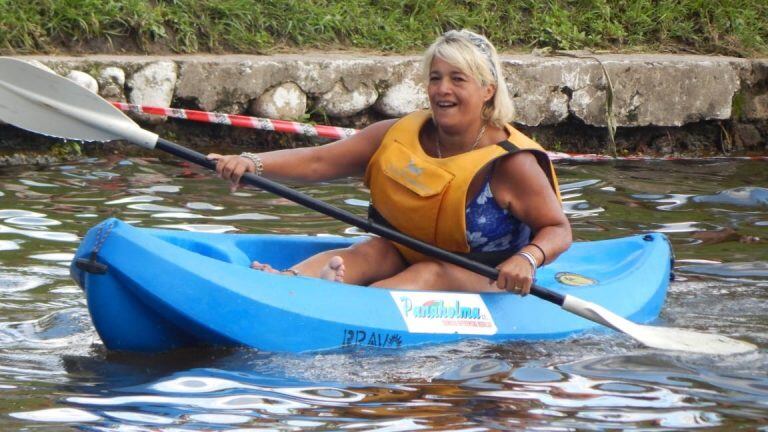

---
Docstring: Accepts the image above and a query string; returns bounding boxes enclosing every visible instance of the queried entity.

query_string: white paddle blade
[0,57,157,148]
[563,296,757,355]
[614,322,758,355]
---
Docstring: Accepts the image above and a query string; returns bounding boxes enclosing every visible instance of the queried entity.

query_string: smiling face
[428,56,495,132]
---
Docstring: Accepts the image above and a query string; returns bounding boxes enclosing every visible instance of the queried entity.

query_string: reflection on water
[694,186,768,207]
[0,157,766,430]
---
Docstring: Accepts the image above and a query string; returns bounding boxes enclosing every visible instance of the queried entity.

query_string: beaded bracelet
[239,152,264,176]
[517,251,538,276]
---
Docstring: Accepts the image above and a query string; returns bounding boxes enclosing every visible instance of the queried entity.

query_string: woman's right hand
[206,153,256,192]
[493,253,535,296]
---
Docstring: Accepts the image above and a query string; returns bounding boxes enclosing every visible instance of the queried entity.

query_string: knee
[350,237,401,263]
[408,260,444,285]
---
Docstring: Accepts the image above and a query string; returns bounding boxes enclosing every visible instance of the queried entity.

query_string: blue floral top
[465,178,531,253]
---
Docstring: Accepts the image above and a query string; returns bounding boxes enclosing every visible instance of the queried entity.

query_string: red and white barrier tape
[113,102,767,162]
[113,102,357,140]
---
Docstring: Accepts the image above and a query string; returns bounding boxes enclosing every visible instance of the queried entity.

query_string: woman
[208,30,572,296]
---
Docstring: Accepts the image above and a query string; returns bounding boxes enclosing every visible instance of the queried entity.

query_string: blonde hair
[422,29,514,128]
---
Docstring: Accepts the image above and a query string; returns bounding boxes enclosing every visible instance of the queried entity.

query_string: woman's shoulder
[357,118,399,140]
[336,119,400,155]
[369,118,400,130]
[500,145,539,164]
[493,150,541,181]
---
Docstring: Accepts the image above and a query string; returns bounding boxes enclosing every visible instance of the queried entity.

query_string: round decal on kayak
[555,272,597,287]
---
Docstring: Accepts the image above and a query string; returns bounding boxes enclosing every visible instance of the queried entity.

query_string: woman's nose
[434,77,451,93]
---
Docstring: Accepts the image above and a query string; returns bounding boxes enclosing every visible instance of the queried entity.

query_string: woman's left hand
[491,254,536,296]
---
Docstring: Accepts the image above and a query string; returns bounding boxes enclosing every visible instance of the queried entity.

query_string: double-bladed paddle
[0,57,757,355]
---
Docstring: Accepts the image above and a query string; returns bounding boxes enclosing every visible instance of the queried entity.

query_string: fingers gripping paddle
[0,57,757,355]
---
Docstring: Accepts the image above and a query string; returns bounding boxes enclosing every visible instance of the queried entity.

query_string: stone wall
[2,53,767,160]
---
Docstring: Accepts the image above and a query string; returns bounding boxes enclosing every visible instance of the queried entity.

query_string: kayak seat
[234,236,365,271]
[154,234,252,267]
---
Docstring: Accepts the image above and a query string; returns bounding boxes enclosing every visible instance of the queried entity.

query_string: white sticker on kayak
[390,291,497,335]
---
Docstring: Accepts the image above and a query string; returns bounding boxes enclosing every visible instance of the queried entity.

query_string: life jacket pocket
[372,141,454,245]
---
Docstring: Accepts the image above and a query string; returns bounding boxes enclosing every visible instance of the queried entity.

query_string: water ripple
[344,198,369,207]
[435,359,513,381]
[576,409,722,428]
[28,253,75,263]
[127,203,191,213]
[0,224,78,242]
[151,212,279,221]
[154,224,239,233]
[105,195,163,205]
[10,408,102,422]
[91,171,120,179]
[634,193,692,211]
[132,185,182,194]
[102,410,175,425]
[67,394,311,413]
[562,199,604,218]
[5,216,62,226]
[150,212,204,219]
[0,272,50,293]
[187,413,252,424]
[0,158,766,430]
[678,261,768,279]
[0,240,20,251]
[0,209,46,219]
[150,376,259,393]
[19,179,58,188]
[186,202,224,210]
[484,374,698,409]
[693,187,768,208]
[0,309,91,349]
[277,386,366,404]
[654,221,710,233]
[560,179,602,192]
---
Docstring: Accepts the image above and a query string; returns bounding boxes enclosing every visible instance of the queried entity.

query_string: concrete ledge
[507,54,747,127]
[2,53,766,160]
[13,53,765,125]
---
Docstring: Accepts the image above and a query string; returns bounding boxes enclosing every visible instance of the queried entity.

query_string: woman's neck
[433,119,498,158]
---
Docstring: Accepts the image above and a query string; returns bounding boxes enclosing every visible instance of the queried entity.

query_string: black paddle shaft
[156,138,566,307]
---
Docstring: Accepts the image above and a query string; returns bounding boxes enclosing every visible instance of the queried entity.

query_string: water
[0,156,766,430]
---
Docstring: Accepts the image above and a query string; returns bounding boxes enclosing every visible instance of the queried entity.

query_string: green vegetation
[49,140,82,158]
[0,0,766,56]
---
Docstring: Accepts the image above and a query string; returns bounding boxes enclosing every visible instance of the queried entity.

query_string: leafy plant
[0,0,765,55]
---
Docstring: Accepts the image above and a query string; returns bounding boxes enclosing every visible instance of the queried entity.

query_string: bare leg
[286,237,407,285]
[251,236,496,292]
[372,259,497,292]
[252,256,340,279]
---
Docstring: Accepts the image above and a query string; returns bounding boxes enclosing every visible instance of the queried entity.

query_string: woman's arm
[208,119,397,190]
[491,151,573,295]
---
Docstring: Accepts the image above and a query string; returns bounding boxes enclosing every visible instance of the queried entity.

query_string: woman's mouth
[435,101,457,109]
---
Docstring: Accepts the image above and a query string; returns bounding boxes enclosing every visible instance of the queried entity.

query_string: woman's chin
[432,110,463,126]
[434,119,466,133]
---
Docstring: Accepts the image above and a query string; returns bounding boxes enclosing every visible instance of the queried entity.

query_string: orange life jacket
[364,111,560,263]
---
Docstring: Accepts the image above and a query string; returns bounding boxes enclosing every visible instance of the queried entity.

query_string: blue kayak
[70,218,673,353]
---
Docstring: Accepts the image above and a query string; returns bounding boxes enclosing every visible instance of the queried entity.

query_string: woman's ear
[483,83,496,103]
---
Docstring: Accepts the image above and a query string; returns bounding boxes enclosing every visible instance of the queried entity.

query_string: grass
[0,0,766,56]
